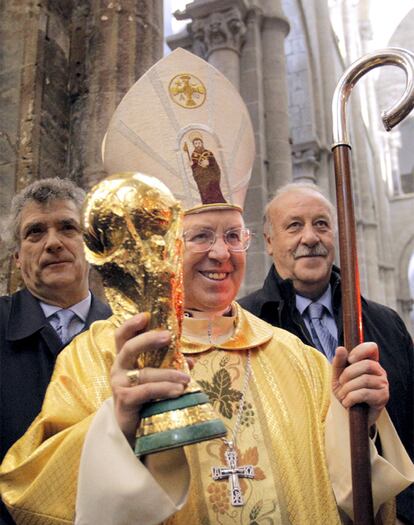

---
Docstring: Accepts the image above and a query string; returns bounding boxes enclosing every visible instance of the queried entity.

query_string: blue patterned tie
[55,309,77,345]
[308,302,337,362]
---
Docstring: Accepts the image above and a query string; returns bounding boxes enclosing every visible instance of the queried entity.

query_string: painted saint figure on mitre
[185,131,226,204]
[1,48,413,525]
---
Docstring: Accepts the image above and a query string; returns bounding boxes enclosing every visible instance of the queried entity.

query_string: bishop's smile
[200,271,229,281]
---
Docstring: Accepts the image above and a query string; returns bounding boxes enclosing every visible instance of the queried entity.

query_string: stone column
[359,9,397,307]
[68,0,163,299]
[389,132,404,195]
[193,6,246,89]
[173,0,247,89]
[311,0,340,200]
[291,141,321,184]
[68,0,164,190]
[240,7,271,295]
[0,0,73,294]
[341,1,382,301]
[260,2,291,193]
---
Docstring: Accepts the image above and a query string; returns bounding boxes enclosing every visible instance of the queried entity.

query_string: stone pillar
[261,2,291,192]
[69,0,164,190]
[389,131,404,195]
[312,0,341,200]
[282,0,335,197]
[194,6,246,89]
[291,141,321,184]
[173,1,247,89]
[240,7,271,295]
[359,8,397,308]
[68,0,163,299]
[341,2,382,301]
[0,0,72,294]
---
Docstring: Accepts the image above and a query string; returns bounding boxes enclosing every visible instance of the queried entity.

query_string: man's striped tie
[308,302,337,362]
[55,309,77,345]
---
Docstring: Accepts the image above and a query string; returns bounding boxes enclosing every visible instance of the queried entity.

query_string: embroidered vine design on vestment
[198,367,242,419]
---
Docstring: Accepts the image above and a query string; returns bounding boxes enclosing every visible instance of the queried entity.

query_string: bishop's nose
[207,236,231,261]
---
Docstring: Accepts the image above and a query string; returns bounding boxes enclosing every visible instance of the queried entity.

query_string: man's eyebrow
[21,218,80,235]
[313,214,332,221]
[282,215,302,224]
[58,218,82,231]
[59,218,79,225]
[188,224,243,231]
[21,221,45,236]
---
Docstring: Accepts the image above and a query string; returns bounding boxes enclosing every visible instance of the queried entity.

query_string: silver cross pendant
[211,443,255,506]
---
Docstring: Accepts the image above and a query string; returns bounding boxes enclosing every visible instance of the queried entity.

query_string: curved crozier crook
[332,47,414,146]
[382,47,414,130]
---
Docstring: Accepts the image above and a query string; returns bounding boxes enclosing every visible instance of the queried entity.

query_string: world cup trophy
[82,172,226,456]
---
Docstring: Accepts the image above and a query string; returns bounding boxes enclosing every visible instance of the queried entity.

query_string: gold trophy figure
[82,172,226,456]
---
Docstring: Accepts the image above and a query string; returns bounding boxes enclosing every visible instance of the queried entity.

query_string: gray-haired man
[0,178,111,524]
[240,182,414,524]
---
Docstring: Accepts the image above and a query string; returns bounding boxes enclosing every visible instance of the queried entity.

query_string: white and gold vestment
[1,305,413,525]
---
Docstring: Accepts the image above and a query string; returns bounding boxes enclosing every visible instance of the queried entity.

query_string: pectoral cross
[211,443,255,506]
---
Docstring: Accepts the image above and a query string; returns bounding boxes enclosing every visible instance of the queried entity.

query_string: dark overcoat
[0,288,111,525]
[239,265,414,524]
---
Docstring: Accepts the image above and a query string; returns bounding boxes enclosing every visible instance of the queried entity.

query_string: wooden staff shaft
[331,47,414,525]
[333,145,373,525]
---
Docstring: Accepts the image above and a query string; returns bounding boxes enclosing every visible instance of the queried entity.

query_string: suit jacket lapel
[6,289,62,355]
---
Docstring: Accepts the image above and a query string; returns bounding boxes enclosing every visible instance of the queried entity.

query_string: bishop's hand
[331,342,389,429]
[111,313,191,445]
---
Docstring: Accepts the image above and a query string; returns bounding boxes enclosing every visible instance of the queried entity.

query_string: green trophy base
[135,391,226,457]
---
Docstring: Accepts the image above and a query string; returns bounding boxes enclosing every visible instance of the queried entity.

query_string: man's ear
[14,251,21,269]
[264,233,273,256]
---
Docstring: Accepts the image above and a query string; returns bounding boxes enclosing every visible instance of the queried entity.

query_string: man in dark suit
[0,178,111,524]
[239,182,414,525]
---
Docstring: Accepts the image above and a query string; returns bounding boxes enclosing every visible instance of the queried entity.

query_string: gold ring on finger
[126,369,141,386]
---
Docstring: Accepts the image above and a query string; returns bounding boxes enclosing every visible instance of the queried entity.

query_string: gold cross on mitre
[169,73,206,108]
[101,47,255,215]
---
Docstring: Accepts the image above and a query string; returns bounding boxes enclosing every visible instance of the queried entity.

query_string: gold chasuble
[1,305,341,525]
[165,306,339,525]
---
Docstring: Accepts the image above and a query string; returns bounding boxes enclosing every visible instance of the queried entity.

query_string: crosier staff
[331,47,414,525]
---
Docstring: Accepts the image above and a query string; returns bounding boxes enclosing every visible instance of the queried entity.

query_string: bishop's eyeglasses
[183,227,251,253]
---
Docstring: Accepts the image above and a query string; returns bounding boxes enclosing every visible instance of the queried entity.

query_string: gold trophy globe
[82,172,226,456]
